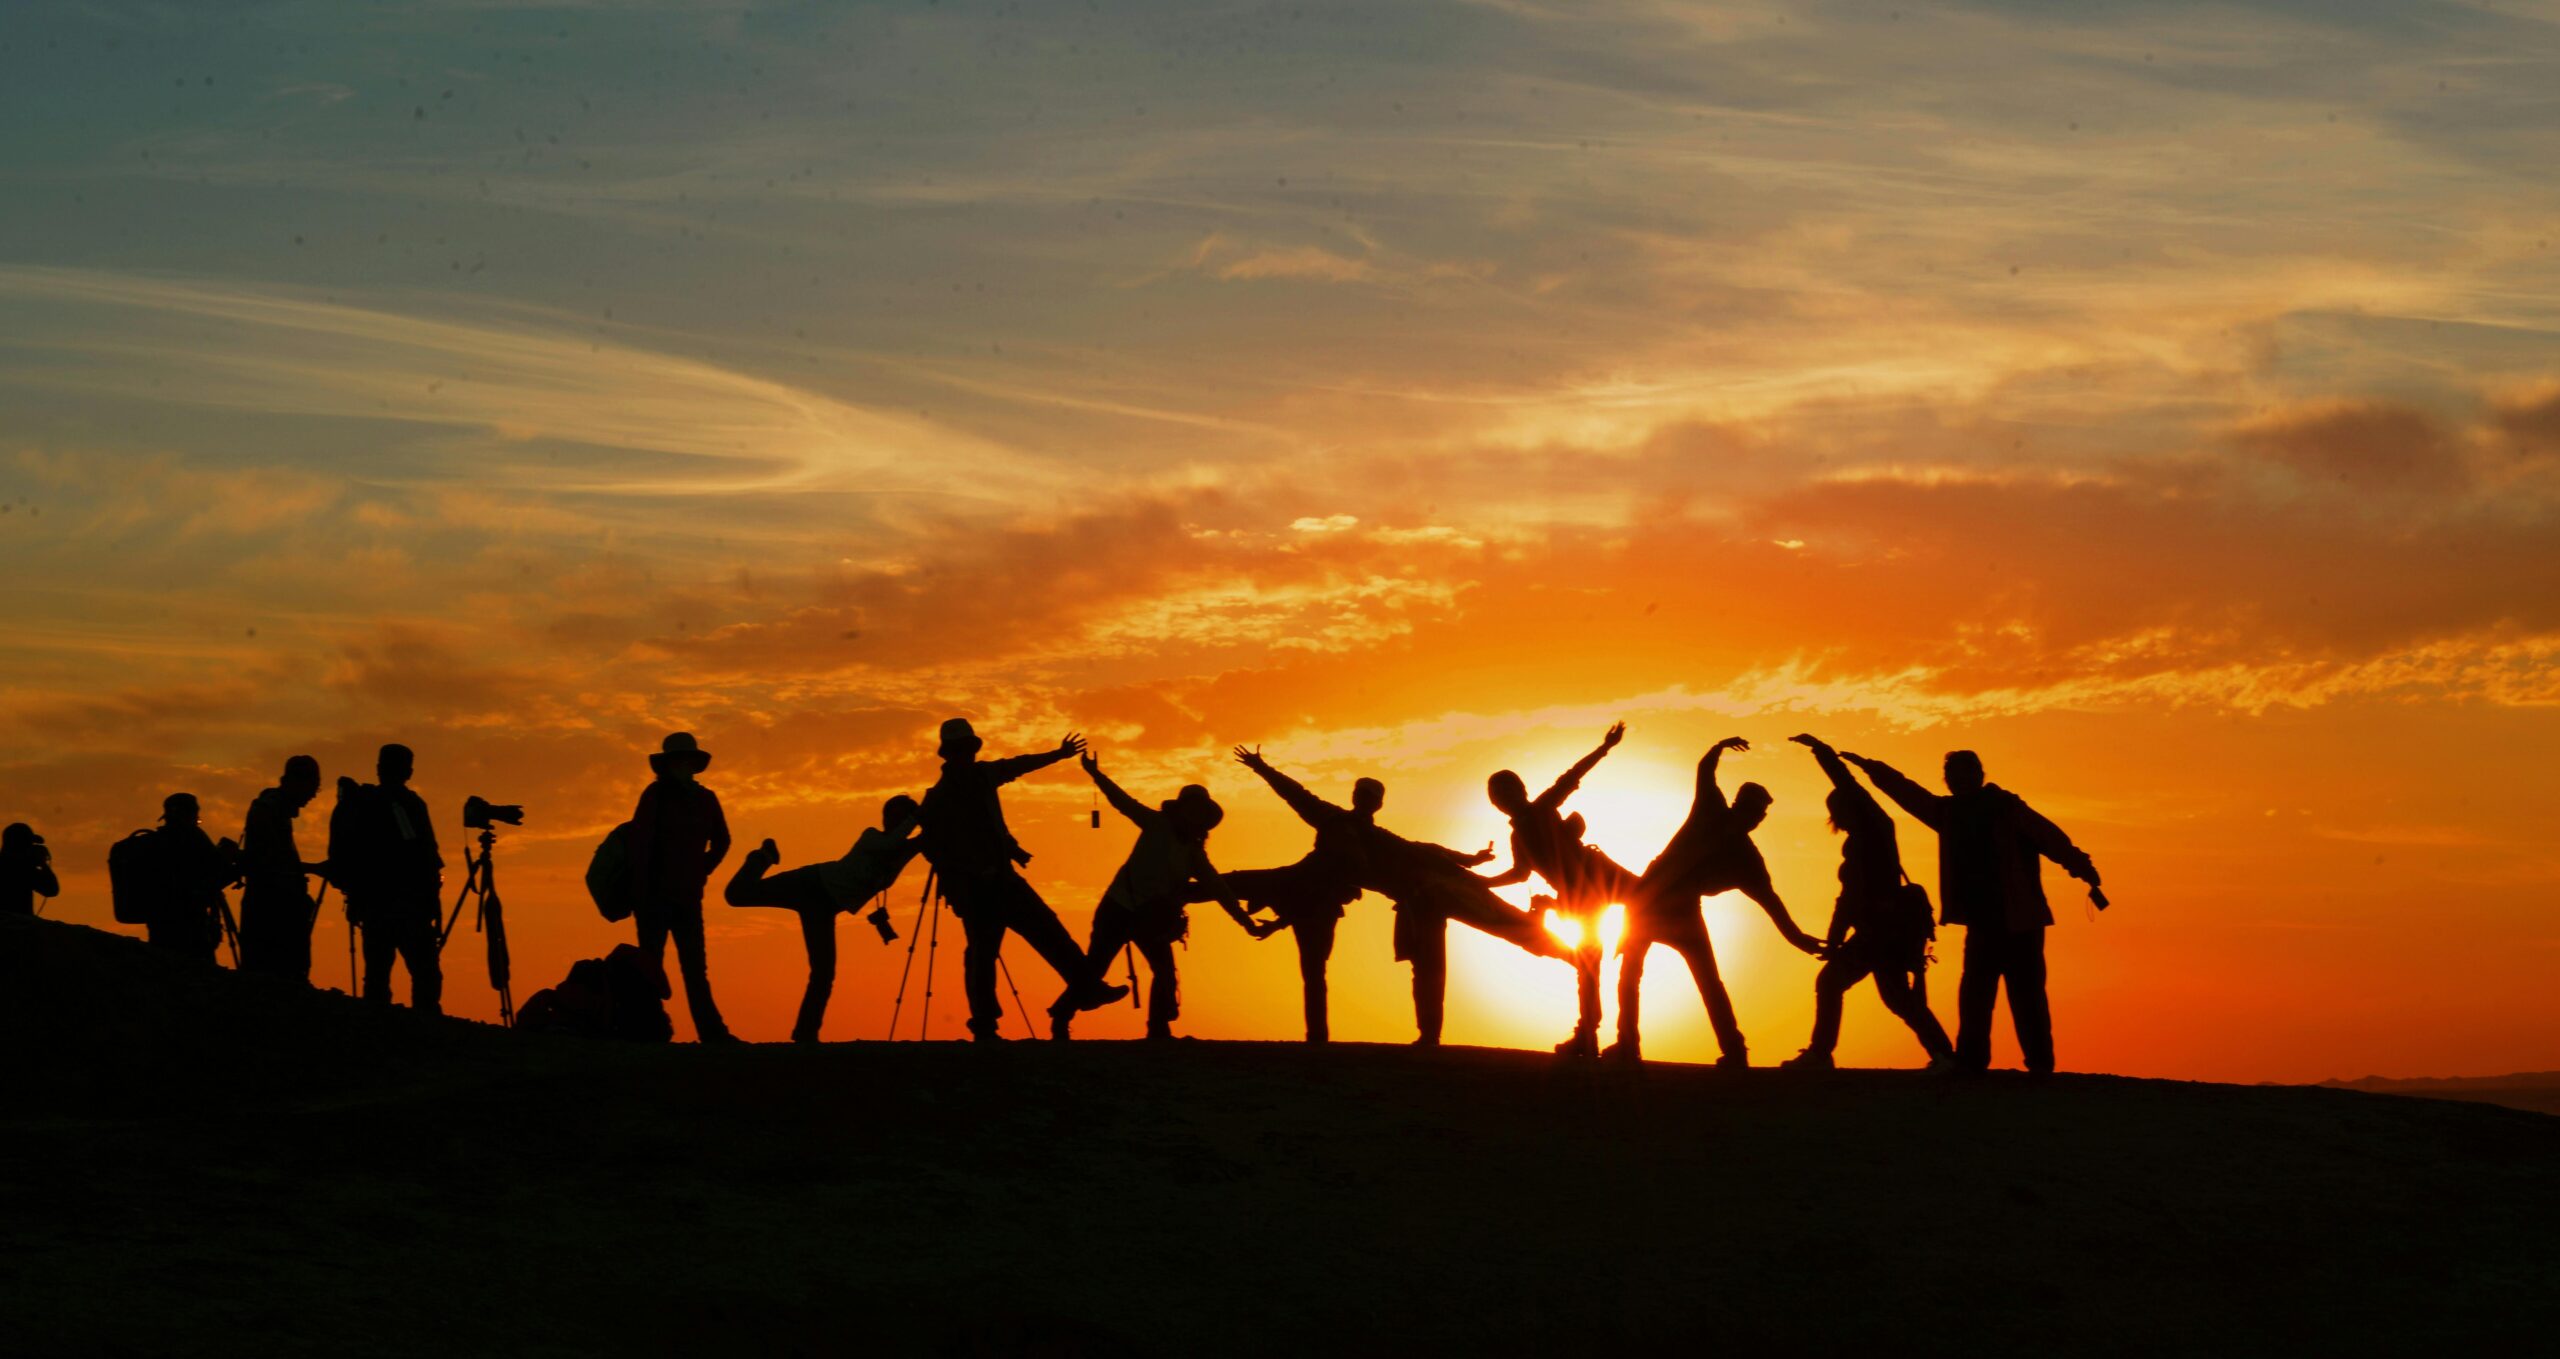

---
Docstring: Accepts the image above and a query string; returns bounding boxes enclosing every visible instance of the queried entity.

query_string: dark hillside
[4,916,2553,1356]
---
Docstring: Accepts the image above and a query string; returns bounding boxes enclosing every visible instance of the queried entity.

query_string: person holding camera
[1,823,59,917]
[1778,735,1952,1071]
[626,732,738,1044]
[917,719,1126,1043]
[1840,747,2103,1076]
[724,794,926,1043]
[148,794,241,962]
[238,755,330,983]
[329,744,445,1015]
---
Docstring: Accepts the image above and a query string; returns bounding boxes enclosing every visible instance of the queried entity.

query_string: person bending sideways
[726,795,926,1043]
[1614,738,1826,1067]
[1480,722,1643,1058]
[1840,747,2102,1076]
[1056,752,1242,1041]
[1779,735,1953,1071]
[1233,747,1568,1047]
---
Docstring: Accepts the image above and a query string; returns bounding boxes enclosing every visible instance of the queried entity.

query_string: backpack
[1870,873,1938,961]
[586,821,635,922]
[107,829,166,925]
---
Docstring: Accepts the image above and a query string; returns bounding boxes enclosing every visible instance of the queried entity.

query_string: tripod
[441,826,516,1026]
[884,872,1038,1040]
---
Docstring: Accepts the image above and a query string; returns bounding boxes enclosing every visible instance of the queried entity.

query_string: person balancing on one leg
[917,719,1126,1042]
[725,794,927,1043]
[1479,722,1642,1057]
[1056,750,1240,1042]
[1778,734,1952,1071]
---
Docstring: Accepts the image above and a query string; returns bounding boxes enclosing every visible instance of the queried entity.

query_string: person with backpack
[1841,746,2104,1076]
[917,719,1126,1043]
[1778,735,1952,1071]
[625,732,738,1044]
[724,794,926,1043]
[119,794,240,962]
[1054,752,1239,1042]
[1,823,59,917]
[238,756,329,983]
[328,744,445,1015]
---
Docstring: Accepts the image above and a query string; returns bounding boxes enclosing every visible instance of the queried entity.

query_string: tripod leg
[919,891,943,1041]
[887,889,933,1039]
[440,851,477,950]
[998,954,1036,1039]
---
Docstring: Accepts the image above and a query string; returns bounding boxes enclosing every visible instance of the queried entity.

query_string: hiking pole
[217,896,243,970]
[997,953,1037,1038]
[1123,944,1142,1009]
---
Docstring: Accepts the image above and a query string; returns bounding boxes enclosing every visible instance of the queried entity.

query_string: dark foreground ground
[4,916,2554,1357]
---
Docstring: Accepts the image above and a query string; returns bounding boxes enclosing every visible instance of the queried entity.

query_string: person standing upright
[626,732,737,1044]
[238,756,328,983]
[0,823,60,917]
[332,743,446,1015]
[148,794,239,962]
[917,719,1125,1042]
[1840,748,2103,1076]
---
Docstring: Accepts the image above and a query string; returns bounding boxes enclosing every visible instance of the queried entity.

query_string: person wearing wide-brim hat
[1,822,60,918]
[1058,753,1245,1041]
[915,717,1125,1041]
[626,732,738,1043]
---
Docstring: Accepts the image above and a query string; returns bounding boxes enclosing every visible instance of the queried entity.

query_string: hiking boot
[1714,1049,1750,1070]
[790,1029,820,1046]
[749,838,781,870]
[1410,1035,1442,1049]
[1144,1025,1175,1043]
[1067,980,1130,1014]
[1778,1049,1833,1071]
[1924,1052,1958,1074]
[1601,1039,1642,1064]
[1554,1030,1599,1059]
[969,1024,1007,1044]
[698,1027,742,1046]
[1050,1013,1073,1041]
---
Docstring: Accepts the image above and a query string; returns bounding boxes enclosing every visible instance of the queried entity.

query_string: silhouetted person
[626,732,737,1044]
[1842,748,2102,1076]
[1779,735,1953,1070]
[148,794,240,962]
[917,719,1126,1042]
[1058,753,1237,1041]
[238,756,328,982]
[725,795,925,1043]
[1177,765,1370,1043]
[329,744,445,1015]
[1233,746,1566,1046]
[1614,738,1825,1066]
[1481,722,1641,1056]
[0,823,59,917]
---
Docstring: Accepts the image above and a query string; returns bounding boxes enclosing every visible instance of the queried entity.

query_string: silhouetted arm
[1233,747,1348,831]
[1793,733,1886,824]
[982,734,1087,787]
[1478,826,1535,887]
[1842,755,1948,832]
[704,788,731,875]
[2008,795,2099,885]
[32,860,59,900]
[1733,849,1824,956]
[1423,839,1497,868]
[1079,753,1155,827]
[1536,722,1626,810]
[1692,736,1749,817]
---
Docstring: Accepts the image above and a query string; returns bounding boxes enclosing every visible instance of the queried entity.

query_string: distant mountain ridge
[2317,1070,2560,1116]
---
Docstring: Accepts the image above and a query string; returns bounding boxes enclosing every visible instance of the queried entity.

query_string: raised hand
[1601,721,1626,749]
[1788,732,1830,751]
[1078,751,1101,778]
[1059,732,1088,757]
[1713,736,1751,755]
[1232,744,1269,770]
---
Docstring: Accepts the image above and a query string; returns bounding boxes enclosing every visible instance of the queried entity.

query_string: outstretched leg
[1872,963,1953,1061]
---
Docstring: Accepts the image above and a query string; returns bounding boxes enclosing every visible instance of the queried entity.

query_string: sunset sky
[5,0,2558,1081]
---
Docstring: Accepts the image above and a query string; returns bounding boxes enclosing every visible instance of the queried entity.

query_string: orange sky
[4,1,2558,1081]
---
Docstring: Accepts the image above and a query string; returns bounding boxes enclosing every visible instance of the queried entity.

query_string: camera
[866,905,899,944]
[463,796,525,830]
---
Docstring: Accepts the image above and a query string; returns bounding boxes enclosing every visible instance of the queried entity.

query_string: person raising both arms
[1057,750,1241,1042]
[1479,721,1642,1058]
